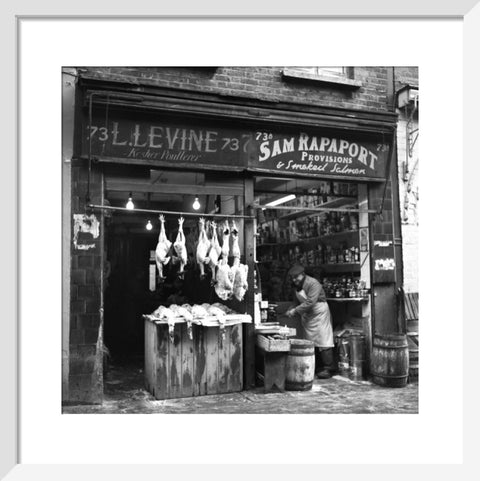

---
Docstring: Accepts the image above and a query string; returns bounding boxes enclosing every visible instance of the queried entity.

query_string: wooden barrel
[371,333,409,388]
[285,339,315,391]
[408,338,419,382]
[349,333,366,381]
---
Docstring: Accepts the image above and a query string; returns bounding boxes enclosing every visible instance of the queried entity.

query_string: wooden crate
[256,334,291,352]
[144,318,244,400]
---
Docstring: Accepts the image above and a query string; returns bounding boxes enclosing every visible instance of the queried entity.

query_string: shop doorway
[102,165,245,371]
[253,176,372,342]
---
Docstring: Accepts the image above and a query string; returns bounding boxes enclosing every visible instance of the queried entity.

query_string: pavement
[63,360,419,414]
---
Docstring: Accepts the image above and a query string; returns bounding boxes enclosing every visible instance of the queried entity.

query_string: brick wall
[394,66,419,293]
[80,66,390,112]
[68,159,104,404]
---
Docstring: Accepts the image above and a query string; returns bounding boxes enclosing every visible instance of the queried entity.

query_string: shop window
[282,67,362,89]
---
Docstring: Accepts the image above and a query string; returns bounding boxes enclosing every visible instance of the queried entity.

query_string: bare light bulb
[146,220,153,231]
[192,196,201,210]
[126,192,134,210]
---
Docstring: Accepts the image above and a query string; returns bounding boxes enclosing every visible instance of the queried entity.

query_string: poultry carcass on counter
[206,221,221,285]
[220,220,230,259]
[207,303,227,345]
[215,257,234,301]
[211,302,233,314]
[196,217,211,280]
[173,216,188,279]
[152,305,176,343]
[155,215,172,281]
[191,304,209,319]
[169,304,194,339]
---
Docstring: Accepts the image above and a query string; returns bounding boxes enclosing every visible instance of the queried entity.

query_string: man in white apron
[286,264,334,379]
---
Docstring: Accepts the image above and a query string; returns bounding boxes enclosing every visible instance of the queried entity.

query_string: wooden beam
[243,175,256,389]
[105,179,243,196]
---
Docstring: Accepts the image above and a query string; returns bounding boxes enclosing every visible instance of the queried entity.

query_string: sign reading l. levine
[82,112,390,181]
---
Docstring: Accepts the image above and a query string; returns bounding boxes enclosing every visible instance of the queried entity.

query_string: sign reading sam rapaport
[253,131,389,179]
[82,113,389,181]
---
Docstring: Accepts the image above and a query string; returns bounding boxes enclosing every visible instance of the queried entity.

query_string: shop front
[65,77,399,403]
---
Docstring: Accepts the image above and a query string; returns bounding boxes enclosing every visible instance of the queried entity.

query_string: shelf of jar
[326,297,369,302]
[319,263,361,273]
[256,230,359,247]
[278,197,357,221]
[255,262,360,272]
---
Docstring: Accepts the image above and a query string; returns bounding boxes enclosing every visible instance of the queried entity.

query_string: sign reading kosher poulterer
[82,115,390,181]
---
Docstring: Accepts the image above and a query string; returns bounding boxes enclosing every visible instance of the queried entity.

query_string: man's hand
[286,308,295,318]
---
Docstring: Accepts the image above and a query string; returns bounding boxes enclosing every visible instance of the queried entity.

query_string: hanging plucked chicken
[230,219,241,259]
[221,220,231,259]
[206,221,221,285]
[215,256,234,301]
[230,219,249,302]
[155,214,172,282]
[173,216,187,279]
[196,217,211,280]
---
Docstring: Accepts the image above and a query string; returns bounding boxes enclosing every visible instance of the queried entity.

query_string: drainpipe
[389,68,406,332]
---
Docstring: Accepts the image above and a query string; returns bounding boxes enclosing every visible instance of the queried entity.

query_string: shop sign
[249,130,389,181]
[82,112,390,181]
[82,115,251,170]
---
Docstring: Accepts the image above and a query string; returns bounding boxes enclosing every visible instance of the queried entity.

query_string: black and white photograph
[61,66,419,414]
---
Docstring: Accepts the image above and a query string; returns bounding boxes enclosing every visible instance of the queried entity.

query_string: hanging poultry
[206,221,221,285]
[173,216,188,279]
[196,217,210,280]
[230,219,241,259]
[221,220,230,259]
[232,259,249,302]
[155,215,172,281]
[215,257,234,301]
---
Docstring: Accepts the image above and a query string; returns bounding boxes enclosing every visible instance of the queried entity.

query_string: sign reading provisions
[82,112,390,181]
[251,131,389,180]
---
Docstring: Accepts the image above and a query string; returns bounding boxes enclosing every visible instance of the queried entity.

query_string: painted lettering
[148,126,164,148]
[205,131,218,152]
[111,122,128,146]
[259,141,270,161]
[133,124,147,147]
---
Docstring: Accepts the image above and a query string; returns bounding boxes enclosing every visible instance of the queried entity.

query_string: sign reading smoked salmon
[82,111,390,181]
[252,131,389,180]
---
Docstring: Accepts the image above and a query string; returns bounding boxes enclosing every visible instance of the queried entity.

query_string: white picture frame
[2,0,478,478]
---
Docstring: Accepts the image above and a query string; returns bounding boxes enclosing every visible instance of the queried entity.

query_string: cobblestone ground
[63,361,418,414]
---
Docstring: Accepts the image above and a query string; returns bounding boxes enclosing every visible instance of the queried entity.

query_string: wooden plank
[243,175,256,389]
[106,179,244,196]
[205,326,219,395]
[155,324,170,400]
[169,324,183,399]
[404,294,414,320]
[411,293,419,318]
[144,319,155,395]
[193,324,207,396]
[229,323,243,392]
[217,325,231,394]
[406,294,414,319]
[181,324,194,398]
